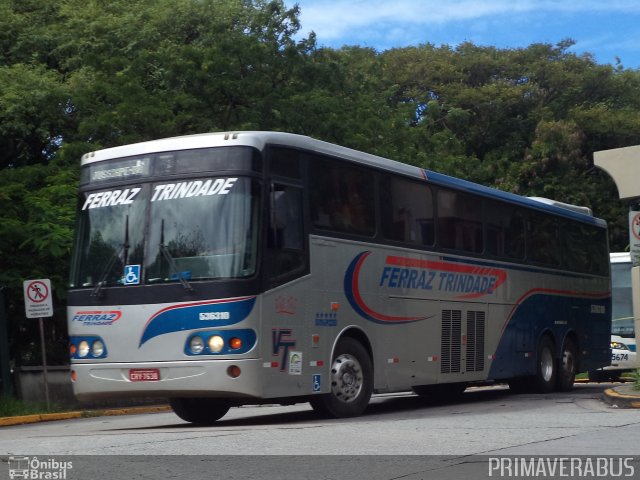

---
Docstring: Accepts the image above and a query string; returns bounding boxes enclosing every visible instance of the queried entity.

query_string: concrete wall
[15,366,76,407]
[14,366,162,409]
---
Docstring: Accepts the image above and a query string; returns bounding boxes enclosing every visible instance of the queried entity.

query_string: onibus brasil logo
[8,456,72,479]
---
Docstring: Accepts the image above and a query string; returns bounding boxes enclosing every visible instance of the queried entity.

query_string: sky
[284,0,640,69]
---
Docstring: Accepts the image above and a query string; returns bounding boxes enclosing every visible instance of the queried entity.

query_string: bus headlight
[208,335,224,353]
[78,341,90,358]
[69,336,108,359]
[611,341,628,350]
[183,330,256,356]
[92,340,105,357]
[189,336,204,355]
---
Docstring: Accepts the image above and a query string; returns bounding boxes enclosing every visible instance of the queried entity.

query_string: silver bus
[68,132,611,423]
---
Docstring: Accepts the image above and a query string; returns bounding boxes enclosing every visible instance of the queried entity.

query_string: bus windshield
[70,177,260,288]
[611,260,634,337]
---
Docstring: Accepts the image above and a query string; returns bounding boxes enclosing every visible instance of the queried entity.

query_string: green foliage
[0,1,639,367]
[0,395,64,416]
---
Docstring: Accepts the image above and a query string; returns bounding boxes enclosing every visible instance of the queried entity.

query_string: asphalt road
[1,383,639,479]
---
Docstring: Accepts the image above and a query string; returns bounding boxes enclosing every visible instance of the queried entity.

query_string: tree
[1,0,639,371]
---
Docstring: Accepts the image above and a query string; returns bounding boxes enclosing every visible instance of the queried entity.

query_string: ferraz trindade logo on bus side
[344,251,507,324]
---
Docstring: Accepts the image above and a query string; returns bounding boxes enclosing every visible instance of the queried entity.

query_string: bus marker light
[209,335,224,353]
[229,337,242,350]
[71,370,76,382]
[69,344,77,356]
[331,302,339,311]
[227,365,241,378]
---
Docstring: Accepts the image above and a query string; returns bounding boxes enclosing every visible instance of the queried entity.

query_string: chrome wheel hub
[330,353,363,403]
[540,348,554,382]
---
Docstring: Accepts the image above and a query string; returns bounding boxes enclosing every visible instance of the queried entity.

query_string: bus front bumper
[70,359,264,401]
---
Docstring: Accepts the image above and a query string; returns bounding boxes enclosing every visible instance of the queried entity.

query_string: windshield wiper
[91,215,130,298]
[159,218,194,293]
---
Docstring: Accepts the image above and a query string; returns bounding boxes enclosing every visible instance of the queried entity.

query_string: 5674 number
[612,353,629,362]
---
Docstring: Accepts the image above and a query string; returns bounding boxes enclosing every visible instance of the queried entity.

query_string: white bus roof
[81,131,605,227]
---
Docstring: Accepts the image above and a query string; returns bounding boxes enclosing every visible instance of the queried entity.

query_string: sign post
[23,279,53,410]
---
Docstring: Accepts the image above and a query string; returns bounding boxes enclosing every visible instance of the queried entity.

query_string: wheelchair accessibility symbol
[123,265,141,285]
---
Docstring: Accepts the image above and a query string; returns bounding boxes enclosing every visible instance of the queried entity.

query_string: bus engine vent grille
[466,311,486,372]
[441,309,462,373]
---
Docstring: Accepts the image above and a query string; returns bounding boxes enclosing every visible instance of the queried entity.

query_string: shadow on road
[109,382,615,431]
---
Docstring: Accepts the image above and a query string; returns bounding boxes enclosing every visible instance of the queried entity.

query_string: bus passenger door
[261,180,312,398]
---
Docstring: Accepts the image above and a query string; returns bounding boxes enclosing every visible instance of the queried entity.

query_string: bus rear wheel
[556,339,578,392]
[310,337,373,418]
[534,336,557,393]
[169,397,230,424]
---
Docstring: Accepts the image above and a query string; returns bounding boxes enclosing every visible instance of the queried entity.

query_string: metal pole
[38,317,50,411]
[0,287,12,396]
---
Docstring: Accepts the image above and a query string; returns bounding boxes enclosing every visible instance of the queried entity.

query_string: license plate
[129,368,160,382]
[612,353,629,362]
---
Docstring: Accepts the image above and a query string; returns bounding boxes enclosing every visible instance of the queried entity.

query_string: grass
[0,395,66,417]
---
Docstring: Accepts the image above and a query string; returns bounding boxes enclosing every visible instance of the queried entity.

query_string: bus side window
[527,212,560,266]
[269,183,305,282]
[437,189,483,254]
[309,156,375,236]
[381,176,434,246]
[485,201,525,260]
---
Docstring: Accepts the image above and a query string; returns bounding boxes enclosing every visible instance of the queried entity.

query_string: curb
[0,405,171,427]
[602,388,640,409]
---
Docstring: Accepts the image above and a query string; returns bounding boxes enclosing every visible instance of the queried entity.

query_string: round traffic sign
[26,280,49,303]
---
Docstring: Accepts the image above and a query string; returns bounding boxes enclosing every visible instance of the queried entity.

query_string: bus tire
[534,336,556,393]
[169,397,230,424]
[309,337,373,418]
[556,338,578,392]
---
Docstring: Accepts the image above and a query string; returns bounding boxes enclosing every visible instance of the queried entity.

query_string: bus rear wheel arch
[508,334,558,394]
[309,336,373,418]
[169,397,230,424]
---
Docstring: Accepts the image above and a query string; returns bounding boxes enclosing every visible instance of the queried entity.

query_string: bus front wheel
[310,337,373,418]
[169,397,230,424]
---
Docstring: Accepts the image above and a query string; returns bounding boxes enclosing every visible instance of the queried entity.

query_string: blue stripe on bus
[138,296,256,347]
[423,170,605,226]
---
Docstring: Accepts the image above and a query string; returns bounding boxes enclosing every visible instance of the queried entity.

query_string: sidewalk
[0,404,171,427]
[602,384,640,408]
